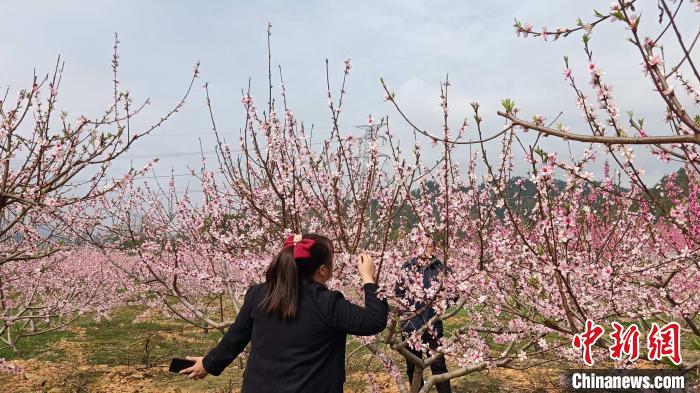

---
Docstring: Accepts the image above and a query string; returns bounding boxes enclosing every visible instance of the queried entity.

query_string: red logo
[647,322,682,365]
[609,322,640,361]
[572,319,605,366]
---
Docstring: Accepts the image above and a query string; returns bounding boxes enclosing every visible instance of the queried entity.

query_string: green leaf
[536,245,545,256]
[534,147,548,161]
[501,98,516,113]
[528,275,540,288]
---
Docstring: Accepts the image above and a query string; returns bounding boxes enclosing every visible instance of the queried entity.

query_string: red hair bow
[283,234,315,259]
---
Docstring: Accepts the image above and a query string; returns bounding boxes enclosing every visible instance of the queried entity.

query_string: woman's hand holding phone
[178,356,209,380]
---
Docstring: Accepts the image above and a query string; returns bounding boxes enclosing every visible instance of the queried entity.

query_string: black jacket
[394,257,447,336]
[202,281,388,393]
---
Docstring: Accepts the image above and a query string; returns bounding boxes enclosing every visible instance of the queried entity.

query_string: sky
[2,0,697,194]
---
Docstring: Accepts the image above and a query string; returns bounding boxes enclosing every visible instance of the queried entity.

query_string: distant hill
[395,168,691,228]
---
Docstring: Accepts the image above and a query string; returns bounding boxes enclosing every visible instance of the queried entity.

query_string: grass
[0,328,76,363]
[0,306,248,392]
[73,307,220,366]
[1,307,222,364]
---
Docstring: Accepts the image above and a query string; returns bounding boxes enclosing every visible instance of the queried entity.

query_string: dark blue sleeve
[202,286,256,376]
[330,283,388,336]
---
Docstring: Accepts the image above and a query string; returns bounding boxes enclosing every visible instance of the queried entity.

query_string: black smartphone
[169,357,195,373]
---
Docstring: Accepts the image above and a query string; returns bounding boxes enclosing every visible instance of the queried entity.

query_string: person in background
[180,233,388,393]
[395,234,452,393]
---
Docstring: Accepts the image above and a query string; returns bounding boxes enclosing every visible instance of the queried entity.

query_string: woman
[180,233,388,393]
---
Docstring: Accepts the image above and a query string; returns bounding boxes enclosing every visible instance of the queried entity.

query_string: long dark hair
[260,233,333,320]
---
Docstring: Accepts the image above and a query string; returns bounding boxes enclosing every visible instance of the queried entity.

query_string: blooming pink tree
[94,169,268,331]
[504,0,700,344]
[0,248,132,353]
[377,2,700,391]
[96,30,425,332]
[0,36,198,364]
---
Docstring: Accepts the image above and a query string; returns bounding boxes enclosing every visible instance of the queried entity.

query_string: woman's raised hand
[357,253,376,284]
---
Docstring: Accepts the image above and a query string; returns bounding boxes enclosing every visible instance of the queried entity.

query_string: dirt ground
[1,358,568,393]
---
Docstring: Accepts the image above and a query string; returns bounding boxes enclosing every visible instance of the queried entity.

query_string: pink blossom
[533,114,546,126]
[588,62,597,74]
[539,164,554,177]
[647,54,663,67]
